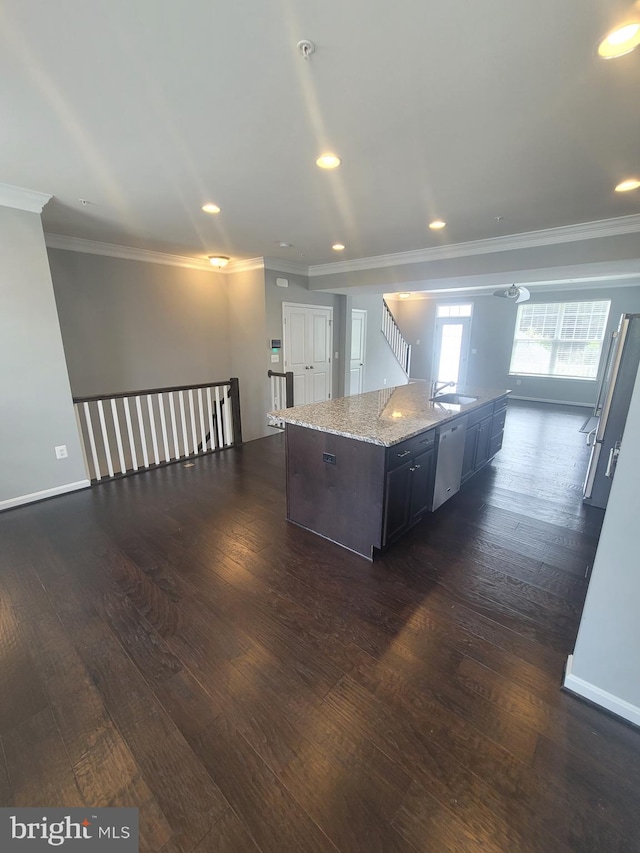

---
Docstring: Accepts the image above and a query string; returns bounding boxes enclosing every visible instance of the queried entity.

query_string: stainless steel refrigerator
[583,313,640,509]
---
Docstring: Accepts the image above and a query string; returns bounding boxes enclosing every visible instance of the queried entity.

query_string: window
[437,303,472,318]
[510,300,610,379]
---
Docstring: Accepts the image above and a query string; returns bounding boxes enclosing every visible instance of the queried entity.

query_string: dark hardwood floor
[1,400,639,852]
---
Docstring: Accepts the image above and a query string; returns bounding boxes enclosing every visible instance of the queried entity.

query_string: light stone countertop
[269,382,511,447]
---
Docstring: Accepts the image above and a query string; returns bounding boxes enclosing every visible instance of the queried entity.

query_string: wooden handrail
[268,369,294,408]
[73,378,233,404]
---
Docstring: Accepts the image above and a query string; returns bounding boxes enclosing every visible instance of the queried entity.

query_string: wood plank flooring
[1,400,639,852]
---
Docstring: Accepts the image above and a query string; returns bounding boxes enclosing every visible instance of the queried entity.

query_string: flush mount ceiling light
[615,177,640,192]
[598,19,640,58]
[202,203,221,214]
[208,255,230,268]
[316,154,341,169]
[493,284,531,303]
[429,219,446,230]
[332,243,345,251]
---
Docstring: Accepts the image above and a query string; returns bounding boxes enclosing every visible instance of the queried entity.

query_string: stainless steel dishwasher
[432,417,468,510]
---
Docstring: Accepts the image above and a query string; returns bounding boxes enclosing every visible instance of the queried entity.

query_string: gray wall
[264,267,344,399]
[349,294,409,392]
[566,362,640,722]
[227,268,270,442]
[49,249,230,396]
[393,284,640,405]
[0,207,88,507]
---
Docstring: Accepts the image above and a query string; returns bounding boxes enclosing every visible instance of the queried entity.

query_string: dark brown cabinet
[383,432,435,546]
[461,396,508,483]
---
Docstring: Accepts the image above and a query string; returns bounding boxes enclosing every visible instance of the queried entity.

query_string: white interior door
[434,316,471,385]
[350,309,367,395]
[283,303,333,405]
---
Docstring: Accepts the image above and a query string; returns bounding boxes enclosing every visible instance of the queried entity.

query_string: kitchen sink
[431,393,478,405]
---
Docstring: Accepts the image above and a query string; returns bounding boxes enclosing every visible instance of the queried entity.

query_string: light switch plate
[271,354,279,363]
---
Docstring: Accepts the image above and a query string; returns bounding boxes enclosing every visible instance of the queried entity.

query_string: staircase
[382,298,411,375]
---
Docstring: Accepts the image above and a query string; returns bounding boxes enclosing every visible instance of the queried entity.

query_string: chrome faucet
[431,379,456,397]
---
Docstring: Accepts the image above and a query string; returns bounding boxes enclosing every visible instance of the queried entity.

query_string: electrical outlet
[516,379,522,385]
[55,445,68,459]
[383,378,387,385]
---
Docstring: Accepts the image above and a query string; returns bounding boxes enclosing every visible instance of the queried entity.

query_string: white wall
[564,363,640,726]
[0,207,88,509]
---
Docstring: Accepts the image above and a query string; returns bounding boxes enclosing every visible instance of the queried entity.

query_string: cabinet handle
[413,464,421,471]
[397,450,411,458]
[419,437,432,444]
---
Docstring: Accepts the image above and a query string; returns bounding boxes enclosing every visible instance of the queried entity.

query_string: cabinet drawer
[467,402,494,427]
[387,429,436,470]
[492,408,507,435]
[488,431,503,458]
[493,395,508,414]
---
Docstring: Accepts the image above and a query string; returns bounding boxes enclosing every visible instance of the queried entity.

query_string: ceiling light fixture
[615,178,640,192]
[332,243,345,251]
[316,154,341,169]
[429,220,446,230]
[202,203,221,214]
[399,292,411,299]
[598,20,640,58]
[208,255,230,268]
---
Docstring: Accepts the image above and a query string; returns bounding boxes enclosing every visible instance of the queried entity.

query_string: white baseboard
[0,479,91,512]
[510,395,593,408]
[564,654,640,727]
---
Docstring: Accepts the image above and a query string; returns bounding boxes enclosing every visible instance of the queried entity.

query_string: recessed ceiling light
[278,241,293,248]
[332,243,345,251]
[202,203,221,214]
[391,411,403,419]
[615,178,640,192]
[208,255,230,268]
[429,220,446,230]
[598,21,640,58]
[316,154,341,169]
[399,292,411,299]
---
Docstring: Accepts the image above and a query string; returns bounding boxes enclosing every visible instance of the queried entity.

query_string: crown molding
[0,183,52,213]
[45,233,218,272]
[225,257,265,274]
[307,213,640,278]
[263,257,309,276]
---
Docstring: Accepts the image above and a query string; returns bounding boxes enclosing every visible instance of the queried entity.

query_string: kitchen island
[269,382,510,559]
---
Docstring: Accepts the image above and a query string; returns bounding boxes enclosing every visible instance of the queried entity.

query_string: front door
[433,305,472,385]
[350,309,367,395]
[283,303,333,405]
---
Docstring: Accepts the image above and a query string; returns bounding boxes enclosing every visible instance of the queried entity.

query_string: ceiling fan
[493,284,531,303]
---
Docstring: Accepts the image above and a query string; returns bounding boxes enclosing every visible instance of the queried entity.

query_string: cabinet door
[475,416,493,470]
[461,421,480,483]
[409,447,435,522]
[383,461,412,545]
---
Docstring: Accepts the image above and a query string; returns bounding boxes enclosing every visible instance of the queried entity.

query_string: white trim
[0,183,52,213]
[45,232,266,275]
[509,396,594,407]
[307,213,640,278]
[263,257,309,276]
[225,257,265,274]
[564,655,640,728]
[0,479,91,512]
[45,233,216,271]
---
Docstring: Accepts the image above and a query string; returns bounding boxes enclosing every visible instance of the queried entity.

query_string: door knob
[310,365,314,369]
[305,366,309,370]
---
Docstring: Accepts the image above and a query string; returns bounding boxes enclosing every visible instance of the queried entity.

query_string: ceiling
[1,0,639,268]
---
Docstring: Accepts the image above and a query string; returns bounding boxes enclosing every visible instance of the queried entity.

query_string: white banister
[74,380,240,483]
[382,299,411,375]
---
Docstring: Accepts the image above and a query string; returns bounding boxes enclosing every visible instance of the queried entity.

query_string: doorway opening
[350,309,367,395]
[433,303,472,385]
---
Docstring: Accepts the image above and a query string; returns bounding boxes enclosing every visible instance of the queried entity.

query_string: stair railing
[382,298,411,374]
[268,369,294,429]
[74,377,242,483]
